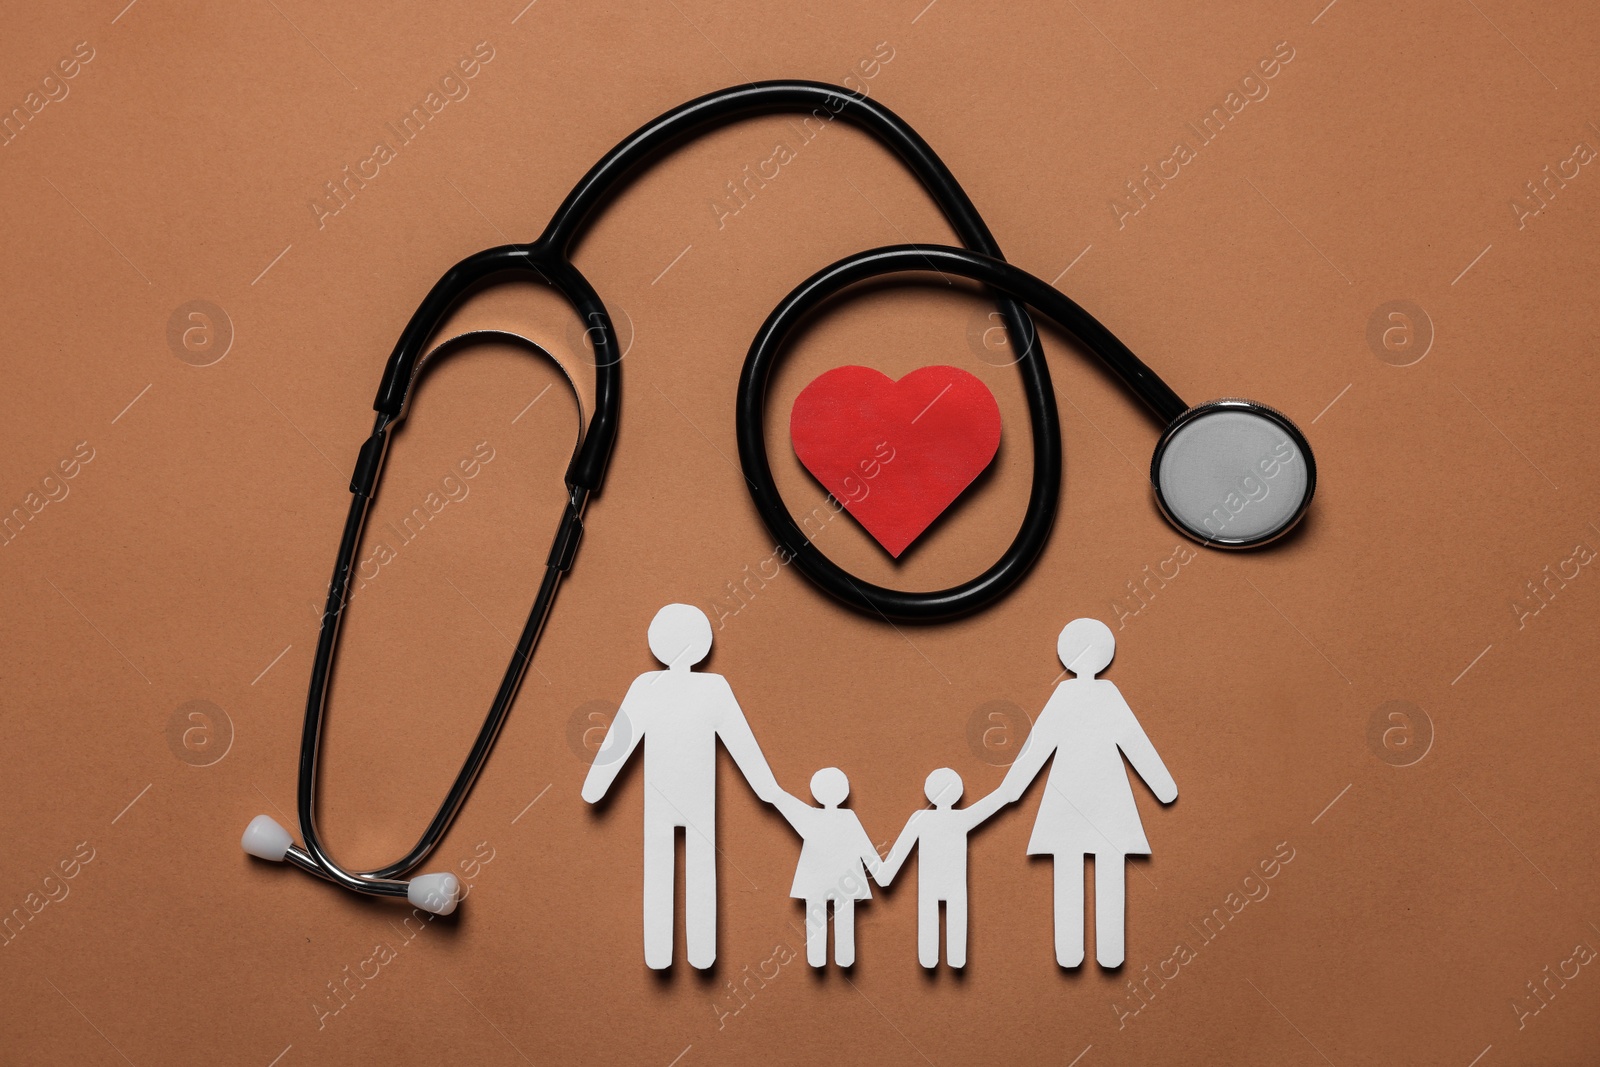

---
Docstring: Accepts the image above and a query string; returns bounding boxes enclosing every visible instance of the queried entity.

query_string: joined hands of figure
[768,787,801,824]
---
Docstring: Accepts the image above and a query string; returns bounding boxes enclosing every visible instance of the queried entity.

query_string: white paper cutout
[581,604,783,970]
[994,618,1177,968]
[878,768,1006,968]
[772,769,881,968]
[583,607,1175,973]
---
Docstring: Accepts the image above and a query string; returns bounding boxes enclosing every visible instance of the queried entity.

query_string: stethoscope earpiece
[240,815,462,914]
[1151,399,1315,548]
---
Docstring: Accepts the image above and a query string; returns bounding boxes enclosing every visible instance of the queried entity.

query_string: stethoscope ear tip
[407,872,462,915]
[1151,398,1316,549]
[243,814,462,913]
[241,814,293,862]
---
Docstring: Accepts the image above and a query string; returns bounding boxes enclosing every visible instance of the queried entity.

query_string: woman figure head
[1057,617,1115,678]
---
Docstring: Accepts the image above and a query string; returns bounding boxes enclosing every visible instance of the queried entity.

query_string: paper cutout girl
[996,618,1177,968]
[773,768,880,968]
[878,768,1006,968]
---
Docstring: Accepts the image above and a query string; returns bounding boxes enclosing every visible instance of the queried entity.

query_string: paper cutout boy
[877,767,1005,968]
[772,768,880,968]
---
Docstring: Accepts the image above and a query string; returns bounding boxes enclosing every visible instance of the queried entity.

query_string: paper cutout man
[581,604,783,970]
[995,618,1177,968]
[772,768,880,968]
[878,768,1006,968]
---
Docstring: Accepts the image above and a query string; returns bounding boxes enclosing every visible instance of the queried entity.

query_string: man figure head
[648,603,713,671]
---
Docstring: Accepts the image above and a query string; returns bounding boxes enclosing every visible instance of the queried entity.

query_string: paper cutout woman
[996,618,1177,968]
[772,768,880,968]
[878,768,1006,968]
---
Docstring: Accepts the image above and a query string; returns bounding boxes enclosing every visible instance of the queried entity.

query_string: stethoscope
[240,81,1316,913]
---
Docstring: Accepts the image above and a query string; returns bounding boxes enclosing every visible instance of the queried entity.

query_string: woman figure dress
[996,617,1177,968]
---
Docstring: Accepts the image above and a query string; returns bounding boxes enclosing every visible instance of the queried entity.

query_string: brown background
[3,0,1599,1064]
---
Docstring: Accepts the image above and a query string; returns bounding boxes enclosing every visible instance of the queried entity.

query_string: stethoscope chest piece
[1151,399,1315,548]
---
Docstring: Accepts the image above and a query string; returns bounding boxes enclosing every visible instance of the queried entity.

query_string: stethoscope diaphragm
[1151,399,1315,548]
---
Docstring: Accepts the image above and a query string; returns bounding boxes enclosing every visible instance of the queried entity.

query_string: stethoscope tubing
[737,243,1189,621]
[293,336,583,899]
[373,80,1051,494]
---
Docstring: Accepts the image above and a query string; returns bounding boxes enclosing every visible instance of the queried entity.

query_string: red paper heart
[790,365,1002,557]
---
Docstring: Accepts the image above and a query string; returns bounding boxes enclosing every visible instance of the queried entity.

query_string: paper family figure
[878,768,1006,968]
[581,603,783,970]
[583,606,1174,973]
[995,617,1177,968]
[772,769,880,967]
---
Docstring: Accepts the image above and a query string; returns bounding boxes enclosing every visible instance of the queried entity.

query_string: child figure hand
[769,788,807,829]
